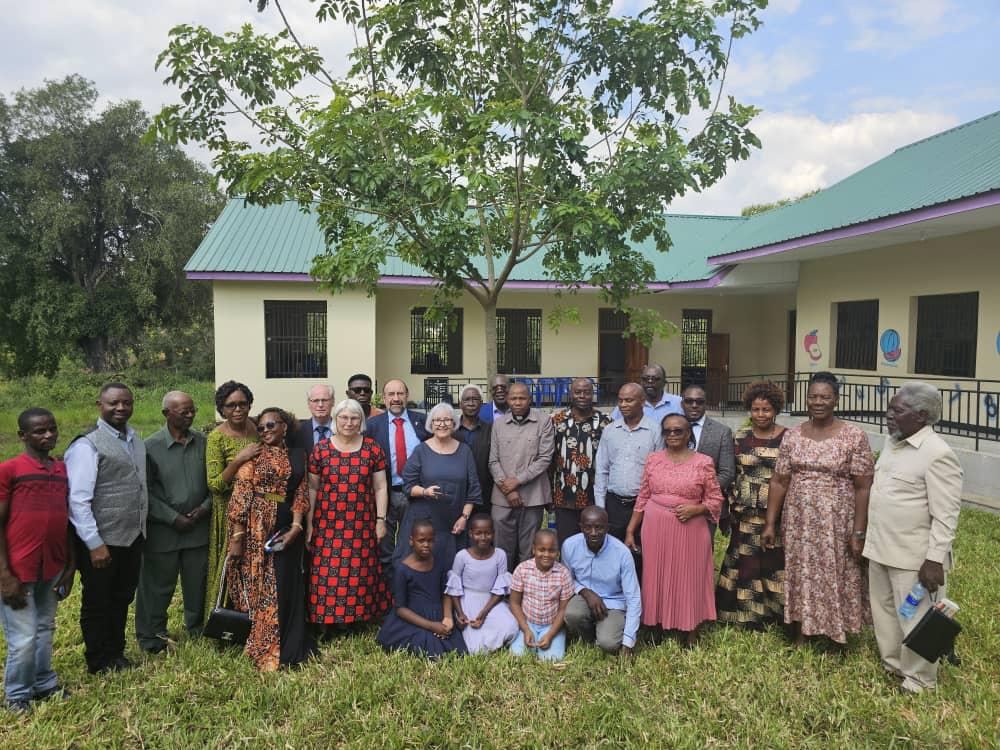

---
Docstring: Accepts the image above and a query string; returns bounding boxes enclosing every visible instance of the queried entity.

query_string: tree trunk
[482,298,498,380]
[80,336,110,372]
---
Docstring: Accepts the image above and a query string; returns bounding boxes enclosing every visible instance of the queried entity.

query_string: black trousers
[76,535,144,673]
[606,492,643,582]
[554,507,583,548]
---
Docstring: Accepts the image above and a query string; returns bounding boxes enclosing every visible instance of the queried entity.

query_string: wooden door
[624,335,648,384]
[706,333,730,406]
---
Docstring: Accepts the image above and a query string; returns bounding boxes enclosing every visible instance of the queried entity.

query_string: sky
[2,0,998,216]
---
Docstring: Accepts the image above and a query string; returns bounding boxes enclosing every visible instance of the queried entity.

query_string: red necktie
[393,417,407,478]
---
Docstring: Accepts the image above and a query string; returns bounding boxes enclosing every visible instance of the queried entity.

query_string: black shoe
[5,699,32,715]
[34,685,71,701]
[945,649,962,667]
[141,644,167,655]
[109,656,136,672]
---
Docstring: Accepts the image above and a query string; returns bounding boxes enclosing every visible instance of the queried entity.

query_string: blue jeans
[510,621,566,661]
[0,574,60,703]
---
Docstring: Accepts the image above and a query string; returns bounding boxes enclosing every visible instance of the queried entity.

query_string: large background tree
[154,0,766,376]
[0,75,224,375]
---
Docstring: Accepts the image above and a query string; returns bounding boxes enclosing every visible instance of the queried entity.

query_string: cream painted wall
[374,286,796,398]
[212,281,376,413]
[794,226,1000,381]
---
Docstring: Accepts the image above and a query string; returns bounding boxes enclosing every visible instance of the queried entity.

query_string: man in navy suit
[297,384,335,459]
[479,373,510,423]
[364,379,430,578]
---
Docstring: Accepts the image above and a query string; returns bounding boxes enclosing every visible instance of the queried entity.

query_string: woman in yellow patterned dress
[205,381,260,618]
[715,381,787,629]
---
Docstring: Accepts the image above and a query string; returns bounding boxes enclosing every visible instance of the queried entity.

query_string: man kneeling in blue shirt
[561,506,641,656]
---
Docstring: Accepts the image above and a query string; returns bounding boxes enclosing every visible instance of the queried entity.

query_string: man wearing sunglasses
[681,385,735,538]
[346,374,384,418]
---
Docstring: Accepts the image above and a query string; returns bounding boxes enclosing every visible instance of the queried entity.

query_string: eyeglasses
[349,386,373,394]
[683,398,706,406]
[662,427,688,436]
[309,398,332,404]
[223,400,249,411]
[260,420,284,431]
[432,419,455,426]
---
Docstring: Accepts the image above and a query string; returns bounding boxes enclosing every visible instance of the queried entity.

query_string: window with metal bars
[497,309,542,374]
[914,292,978,377]
[264,301,327,378]
[835,299,878,371]
[410,307,463,374]
[681,309,712,387]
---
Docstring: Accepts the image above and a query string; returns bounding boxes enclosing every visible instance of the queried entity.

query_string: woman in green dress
[204,380,260,618]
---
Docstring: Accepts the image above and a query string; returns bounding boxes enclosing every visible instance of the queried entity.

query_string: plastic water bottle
[898,582,926,619]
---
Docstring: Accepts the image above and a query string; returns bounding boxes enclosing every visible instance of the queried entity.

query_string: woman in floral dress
[763,372,874,646]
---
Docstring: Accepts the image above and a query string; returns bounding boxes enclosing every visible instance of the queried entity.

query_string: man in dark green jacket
[135,391,211,654]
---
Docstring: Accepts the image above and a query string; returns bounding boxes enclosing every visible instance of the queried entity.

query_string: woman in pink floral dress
[763,372,874,646]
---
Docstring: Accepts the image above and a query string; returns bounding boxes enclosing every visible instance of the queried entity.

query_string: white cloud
[846,0,972,54]
[767,0,802,13]
[668,109,959,215]
[726,44,818,97]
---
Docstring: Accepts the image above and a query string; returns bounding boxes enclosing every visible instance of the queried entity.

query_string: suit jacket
[365,409,431,485]
[696,417,736,495]
[297,418,330,461]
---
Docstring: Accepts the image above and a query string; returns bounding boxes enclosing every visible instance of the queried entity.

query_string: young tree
[154,0,766,376]
[0,75,224,374]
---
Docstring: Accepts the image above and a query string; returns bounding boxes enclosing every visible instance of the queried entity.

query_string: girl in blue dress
[377,519,468,657]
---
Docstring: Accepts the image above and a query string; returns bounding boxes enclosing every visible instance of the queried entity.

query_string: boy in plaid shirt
[509,529,574,660]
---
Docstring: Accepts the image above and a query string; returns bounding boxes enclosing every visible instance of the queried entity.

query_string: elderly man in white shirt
[864,381,963,695]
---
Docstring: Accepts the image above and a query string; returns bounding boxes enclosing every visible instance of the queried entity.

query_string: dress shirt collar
[97,418,135,442]
[690,415,706,429]
[503,409,537,424]
[388,409,412,425]
[897,424,933,449]
[648,391,675,410]
[580,534,610,558]
[312,417,332,434]
[166,427,193,447]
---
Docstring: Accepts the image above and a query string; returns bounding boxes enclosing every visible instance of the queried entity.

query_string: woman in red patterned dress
[306,398,390,637]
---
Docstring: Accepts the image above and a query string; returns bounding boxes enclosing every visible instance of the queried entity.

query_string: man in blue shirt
[364,379,429,579]
[610,364,683,421]
[561,506,641,656]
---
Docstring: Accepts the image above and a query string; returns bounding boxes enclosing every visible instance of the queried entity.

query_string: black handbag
[903,603,961,663]
[204,555,252,646]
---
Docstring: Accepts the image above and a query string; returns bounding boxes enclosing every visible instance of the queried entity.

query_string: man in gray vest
[66,383,148,674]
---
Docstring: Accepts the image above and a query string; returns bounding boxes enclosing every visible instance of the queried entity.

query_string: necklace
[752,422,777,440]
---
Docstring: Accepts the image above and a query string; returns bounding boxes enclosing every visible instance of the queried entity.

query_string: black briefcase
[204,556,251,646]
[902,606,961,663]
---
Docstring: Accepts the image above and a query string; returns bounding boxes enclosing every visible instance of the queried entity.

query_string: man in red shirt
[0,408,75,714]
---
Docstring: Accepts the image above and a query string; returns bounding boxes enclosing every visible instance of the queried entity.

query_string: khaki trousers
[868,560,944,692]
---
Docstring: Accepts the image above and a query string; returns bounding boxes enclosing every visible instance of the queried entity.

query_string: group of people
[0,365,964,713]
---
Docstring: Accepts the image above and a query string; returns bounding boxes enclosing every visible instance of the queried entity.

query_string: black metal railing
[420,372,1000,450]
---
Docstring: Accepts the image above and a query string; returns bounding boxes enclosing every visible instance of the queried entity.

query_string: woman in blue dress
[395,403,481,571]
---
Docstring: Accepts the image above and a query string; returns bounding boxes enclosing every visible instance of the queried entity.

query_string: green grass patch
[0,508,997,748]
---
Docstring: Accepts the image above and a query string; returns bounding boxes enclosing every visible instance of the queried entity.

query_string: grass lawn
[0,375,998,747]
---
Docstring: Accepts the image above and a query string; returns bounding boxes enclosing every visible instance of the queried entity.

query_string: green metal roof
[712,109,1000,256]
[186,109,1000,279]
[185,199,746,283]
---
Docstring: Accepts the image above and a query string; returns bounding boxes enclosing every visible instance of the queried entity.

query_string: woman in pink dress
[625,413,723,648]
[763,371,874,647]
